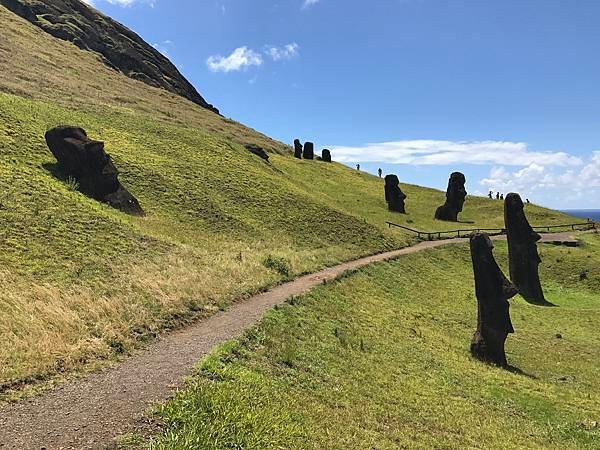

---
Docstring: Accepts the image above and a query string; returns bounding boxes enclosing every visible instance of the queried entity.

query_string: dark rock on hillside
[434,172,467,221]
[294,139,303,159]
[0,0,218,114]
[384,175,407,213]
[245,144,269,161]
[322,149,332,162]
[504,193,548,305]
[469,232,518,367]
[45,126,144,215]
[303,142,314,160]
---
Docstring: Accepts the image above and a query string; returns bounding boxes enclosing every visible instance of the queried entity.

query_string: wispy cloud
[264,43,300,61]
[207,47,263,73]
[207,43,301,73]
[329,140,582,167]
[152,40,172,57]
[302,0,320,9]
[82,0,157,7]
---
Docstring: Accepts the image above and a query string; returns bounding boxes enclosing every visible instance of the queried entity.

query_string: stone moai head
[384,174,407,213]
[303,141,314,160]
[447,172,467,213]
[293,139,303,159]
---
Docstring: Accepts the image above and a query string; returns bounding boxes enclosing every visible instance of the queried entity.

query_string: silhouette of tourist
[378,168,382,178]
[488,191,493,199]
[356,164,360,171]
[496,192,500,200]
[526,199,530,204]
[500,194,504,200]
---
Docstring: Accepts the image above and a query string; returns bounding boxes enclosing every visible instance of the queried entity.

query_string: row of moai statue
[294,139,331,162]
[384,171,467,221]
[470,193,547,368]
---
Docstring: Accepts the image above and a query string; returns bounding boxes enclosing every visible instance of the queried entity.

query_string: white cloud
[481,152,600,192]
[264,43,300,61]
[207,47,263,73]
[152,40,172,57]
[302,0,320,9]
[330,140,582,167]
[83,0,156,7]
[480,152,600,205]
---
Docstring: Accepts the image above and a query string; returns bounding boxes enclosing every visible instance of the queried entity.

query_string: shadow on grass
[41,162,67,181]
[506,364,538,379]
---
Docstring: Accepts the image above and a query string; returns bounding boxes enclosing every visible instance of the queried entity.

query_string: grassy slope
[151,233,600,450]
[0,6,575,397]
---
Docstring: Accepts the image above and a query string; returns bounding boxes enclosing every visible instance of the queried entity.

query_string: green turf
[0,5,578,397]
[150,233,600,449]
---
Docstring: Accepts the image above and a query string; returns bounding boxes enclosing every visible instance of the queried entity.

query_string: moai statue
[303,141,314,160]
[294,139,303,159]
[384,175,407,213]
[45,126,144,215]
[434,172,467,221]
[504,193,547,305]
[470,232,519,367]
[322,149,332,162]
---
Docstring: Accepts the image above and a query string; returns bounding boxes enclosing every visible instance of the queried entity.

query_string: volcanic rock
[0,0,218,113]
[435,172,467,221]
[470,232,519,367]
[45,126,143,215]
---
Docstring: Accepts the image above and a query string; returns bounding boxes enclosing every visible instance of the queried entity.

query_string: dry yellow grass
[0,4,577,399]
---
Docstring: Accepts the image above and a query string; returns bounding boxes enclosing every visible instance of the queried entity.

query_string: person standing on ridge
[378,168,383,178]
[357,164,361,171]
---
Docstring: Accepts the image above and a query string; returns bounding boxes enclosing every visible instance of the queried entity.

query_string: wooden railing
[385,221,598,241]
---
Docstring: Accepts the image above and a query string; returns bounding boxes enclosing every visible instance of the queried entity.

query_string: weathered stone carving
[322,149,332,162]
[504,193,547,304]
[45,126,144,215]
[384,175,407,213]
[435,172,467,221]
[245,144,269,161]
[470,232,518,367]
[294,139,303,159]
[303,141,314,160]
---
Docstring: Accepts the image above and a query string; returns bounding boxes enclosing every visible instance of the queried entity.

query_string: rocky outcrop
[469,232,518,367]
[245,144,269,161]
[321,149,332,162]
[45,126,144,215]
[293,139,303,159]
[303,142,314,160]
[435,172,467,221]
[504,193,547,305]
[384,175,407,213]
[0,0,218,114]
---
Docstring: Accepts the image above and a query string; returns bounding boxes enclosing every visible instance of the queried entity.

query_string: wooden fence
[385,221,598,241]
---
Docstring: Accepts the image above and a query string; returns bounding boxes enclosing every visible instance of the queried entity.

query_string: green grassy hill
[151,234,600,449]
[0,5,575,397]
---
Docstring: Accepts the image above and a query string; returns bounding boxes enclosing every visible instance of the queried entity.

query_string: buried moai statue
[384,175,407,213]
[504,193,547,305]
[45,126,144,215]
[434,172,467,221]
[294,139,303,159]
[322,149,332,162]
[470,232,519,367]
[303,141,314,160]
[244,144,269,161]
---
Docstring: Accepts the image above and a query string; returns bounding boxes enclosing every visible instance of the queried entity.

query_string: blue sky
[85,0,600,209]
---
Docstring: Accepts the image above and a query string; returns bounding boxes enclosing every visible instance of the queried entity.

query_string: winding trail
[0,232,580,449]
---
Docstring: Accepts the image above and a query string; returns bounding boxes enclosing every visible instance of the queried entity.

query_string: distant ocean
[561,210,600,221]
